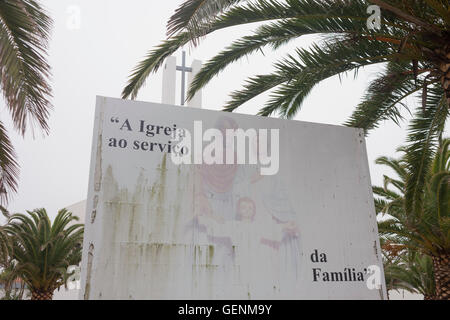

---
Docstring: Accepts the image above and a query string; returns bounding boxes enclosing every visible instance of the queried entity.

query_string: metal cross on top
[161,51,202,108]
[176,51,192,106]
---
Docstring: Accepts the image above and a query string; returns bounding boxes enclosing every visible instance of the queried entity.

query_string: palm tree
[123,1,449,229]
[5,208,84,300]
[0,262,27,300]
[375,138,449,299]
[381,238,435,299]
[0,209,22,300]
[123,0,448,122]
[0,224,11,278]
[0,207,11,272]
[0,0,53,205]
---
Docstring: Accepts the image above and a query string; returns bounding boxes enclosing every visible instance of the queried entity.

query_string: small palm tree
[0,226,9,268]
[382,238,435,299]
[0,1,53,205]
[0,226,14,299]
[0,221,10,263]
[6,208,84,300]
[375,138,449,299]
[0,209,24,300]
[0,262,27,300]
[0,208,11,271]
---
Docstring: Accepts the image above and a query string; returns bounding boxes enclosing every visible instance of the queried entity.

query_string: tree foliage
[5,208,83,299]
[0,0,53,204]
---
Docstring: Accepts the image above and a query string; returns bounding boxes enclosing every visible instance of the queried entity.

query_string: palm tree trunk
[438,48,450,108]
[31,290,53,300]
[432,253,450,300]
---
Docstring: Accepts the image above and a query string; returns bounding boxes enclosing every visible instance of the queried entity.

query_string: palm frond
[6,208,84,294]
[0,225,12,267]
[167,0,245,41]
[368,0,444,35]
[186,0,407,101]
[404,85,449,218]
[373,185,402,201]
[375,156,408,180]
[224,37,399,117]
[0,205,9,218]
[423,0,450,25]
[126,0,415,101]
[0,0,53,136]
[0,121,19,205]
[122,0,308,100]
[383,250,435,297]
[346,61,424,131]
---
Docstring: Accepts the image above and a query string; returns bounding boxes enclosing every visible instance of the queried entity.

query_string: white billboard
[80,96,386,300]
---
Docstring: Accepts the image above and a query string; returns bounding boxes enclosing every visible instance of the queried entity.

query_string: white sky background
[2,0,448,219]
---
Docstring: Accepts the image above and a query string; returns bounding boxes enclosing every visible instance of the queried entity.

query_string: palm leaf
[186,0,410,101]
[223,37,400,117]
[122,0,305,99]
[404,86,449,217]
[0,0,53,205]
[346,61,424,132]
[167,0,245,40]
[6,208,84,294]
[0,122,19,204]
[0,0,53,135]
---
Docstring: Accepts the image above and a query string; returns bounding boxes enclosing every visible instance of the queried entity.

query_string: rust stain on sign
[83,243,94,300]
[81,97,387,299]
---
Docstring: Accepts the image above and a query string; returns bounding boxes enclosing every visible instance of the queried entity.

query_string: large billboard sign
[80,96,387,299]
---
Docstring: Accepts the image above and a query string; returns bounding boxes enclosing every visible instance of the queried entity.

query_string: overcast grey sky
[2,0,447,219]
